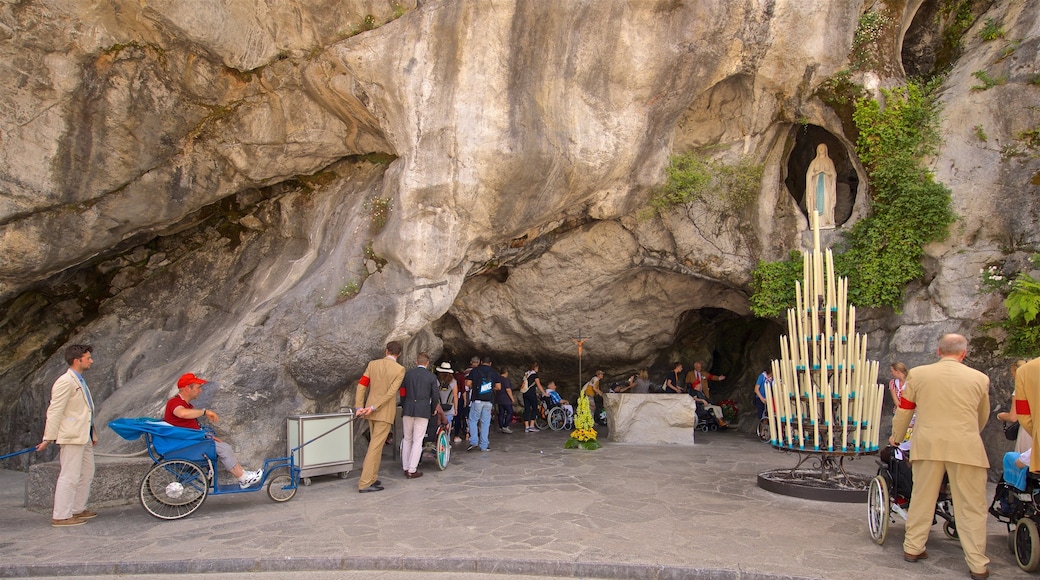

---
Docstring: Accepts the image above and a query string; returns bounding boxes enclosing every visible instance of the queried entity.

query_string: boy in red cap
[164,373,262,488]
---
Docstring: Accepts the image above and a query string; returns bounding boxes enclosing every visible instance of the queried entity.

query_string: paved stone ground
[0,427,1032,579]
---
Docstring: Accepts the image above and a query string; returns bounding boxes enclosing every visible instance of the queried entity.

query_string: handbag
[1004,421,1021,441]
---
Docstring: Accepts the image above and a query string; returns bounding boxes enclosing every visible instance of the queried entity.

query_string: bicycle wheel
[436,427,451,470]
[547,407,566,431]
[140,460,208,520]
[266,468,297,502]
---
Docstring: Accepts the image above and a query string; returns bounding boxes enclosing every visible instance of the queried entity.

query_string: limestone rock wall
[2,0,1039,468]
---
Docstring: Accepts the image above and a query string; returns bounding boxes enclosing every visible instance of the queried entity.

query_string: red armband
[1017,399,1032,416]
[358,375,370,387]
[898,397,916,410]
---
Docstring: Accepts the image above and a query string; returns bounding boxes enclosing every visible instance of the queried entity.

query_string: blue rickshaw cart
[110,417,301,520]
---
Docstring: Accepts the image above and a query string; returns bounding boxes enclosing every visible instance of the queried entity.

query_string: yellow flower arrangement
[565,394,600,450]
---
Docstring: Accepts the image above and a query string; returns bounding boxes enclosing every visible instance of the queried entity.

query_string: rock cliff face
[2,0,1039,468]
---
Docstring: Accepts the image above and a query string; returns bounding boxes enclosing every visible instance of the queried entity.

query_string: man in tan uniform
[354,340,405,493]
[890,334,990,580]
[1014,357,1040,471]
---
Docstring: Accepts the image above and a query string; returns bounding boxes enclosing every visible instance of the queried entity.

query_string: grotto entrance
[785,124,859,229]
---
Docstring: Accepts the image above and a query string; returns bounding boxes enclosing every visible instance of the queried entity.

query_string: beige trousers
[358,420,391,490]
[904,459,989,574]
[53,442,94,520]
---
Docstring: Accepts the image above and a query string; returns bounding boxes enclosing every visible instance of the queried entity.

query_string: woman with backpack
[521,362,547,432]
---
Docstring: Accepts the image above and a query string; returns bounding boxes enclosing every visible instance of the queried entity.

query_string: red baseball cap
[177,373,207,389]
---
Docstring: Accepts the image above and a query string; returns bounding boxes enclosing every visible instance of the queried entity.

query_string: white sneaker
[239,469,263,488]
[501,427,513,434]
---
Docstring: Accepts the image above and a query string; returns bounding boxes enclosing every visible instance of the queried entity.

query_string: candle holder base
[757,449,875,503]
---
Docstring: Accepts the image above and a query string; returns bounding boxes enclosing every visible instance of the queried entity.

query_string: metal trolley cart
[110,417,302,520]
[287,412,355,486]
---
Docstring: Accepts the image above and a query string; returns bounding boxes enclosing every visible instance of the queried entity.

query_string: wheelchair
[867,445,957,545]
[988,467,1040,571]
[534,397,573,431]
[419,421,452,471]
[695,403,724,432]
[111,418,299,520]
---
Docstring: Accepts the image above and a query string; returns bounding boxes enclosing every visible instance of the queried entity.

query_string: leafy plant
[935,0,975,74]
[971,69,1007,91]
[1030,73,1040,87]
[851,10,889,71]
[979,264,1013,294]
[840,80,955,308]
[749,252,803,318]
[999,260,1040,356]
[973,124,988,142]
[363,196,393,230]
[978,18,1005,41]
[338,281,360,301]
[648,152,763,215]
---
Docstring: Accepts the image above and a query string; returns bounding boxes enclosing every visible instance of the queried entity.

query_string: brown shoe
[73,510,97,519]
[970,569,990,580]
[903,550,928,562]
[51,517,85,527]
[405,471,424,479]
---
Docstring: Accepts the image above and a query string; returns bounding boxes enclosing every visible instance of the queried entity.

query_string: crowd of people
[38,333,1040,580]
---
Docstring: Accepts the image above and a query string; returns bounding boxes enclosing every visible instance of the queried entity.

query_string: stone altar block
[603,393,698,445]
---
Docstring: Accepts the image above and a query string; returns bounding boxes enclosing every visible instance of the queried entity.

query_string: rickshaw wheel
[436,428,451,471]
[1015,518,1040,572]
[867,474,889,545]
[266,469,297,502]
[943,519,958,540]
[140,460,208,520]
[547,407,566,431]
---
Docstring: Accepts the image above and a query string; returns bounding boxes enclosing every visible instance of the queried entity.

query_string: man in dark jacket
[401,352,442,479]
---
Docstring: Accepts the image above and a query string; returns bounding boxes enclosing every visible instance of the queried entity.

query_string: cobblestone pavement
[0,427,1031,579]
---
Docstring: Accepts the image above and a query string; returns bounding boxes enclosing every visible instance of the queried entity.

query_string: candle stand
[757,214,883,503]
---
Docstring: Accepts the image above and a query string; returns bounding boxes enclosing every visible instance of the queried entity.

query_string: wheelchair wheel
[943,520,958,540]
[547,407,566,431]
[757,418,771,442]
[266,468,297,502]
[1015,518,1040,572]
[140,460,208,520]
[867,474,889,545]
[535,412,548,431]
[436,428,451,471]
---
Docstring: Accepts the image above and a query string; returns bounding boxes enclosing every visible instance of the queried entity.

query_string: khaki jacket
[891,358,989,468]
[42,369,96,445]
[355,356,405,424]
[1014,357,1040,471]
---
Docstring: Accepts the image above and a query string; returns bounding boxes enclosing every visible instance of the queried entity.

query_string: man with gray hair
[889,334,990,580]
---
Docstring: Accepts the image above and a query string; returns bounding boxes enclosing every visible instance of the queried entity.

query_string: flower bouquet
[565,394,600,450]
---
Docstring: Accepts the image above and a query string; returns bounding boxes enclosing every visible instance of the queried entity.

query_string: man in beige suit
[1013,357,1040,471]
[890,334,990,580]
[36,345,99,527]
[354,340,405,493]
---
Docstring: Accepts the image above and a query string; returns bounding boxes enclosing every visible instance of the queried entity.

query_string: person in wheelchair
[991,448,1033,518]
[164,373,262,488]
[545,381,573,419]
[689,388,729,428]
